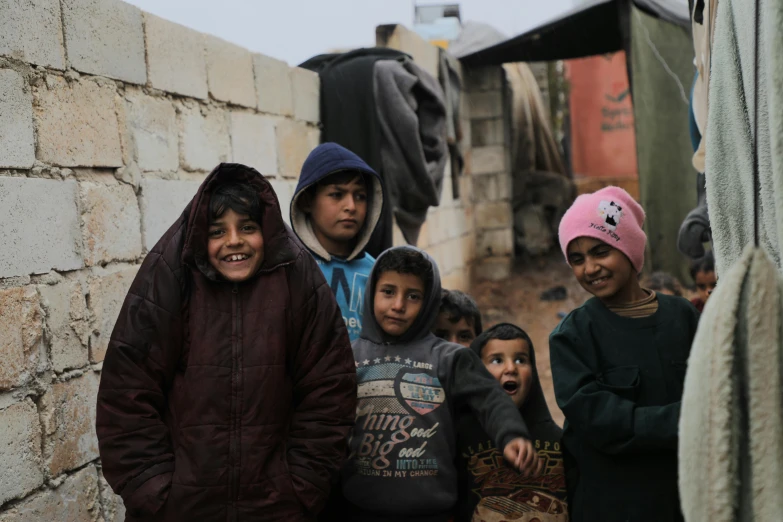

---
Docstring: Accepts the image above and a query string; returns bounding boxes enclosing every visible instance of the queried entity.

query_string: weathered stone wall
[0,6,506,519]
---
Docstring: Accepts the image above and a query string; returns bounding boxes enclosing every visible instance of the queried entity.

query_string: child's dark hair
[470,323,533,358]
[642,271,683,296]
[440,289,483,335]
[210,183,263,224]
[301,170,367,207]
[689,250,715,281]
[374,249,433,290]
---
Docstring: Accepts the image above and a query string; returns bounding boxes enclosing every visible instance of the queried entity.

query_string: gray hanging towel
[679,245,783,521]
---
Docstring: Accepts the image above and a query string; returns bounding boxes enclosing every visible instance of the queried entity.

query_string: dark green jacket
[550,294,699,522]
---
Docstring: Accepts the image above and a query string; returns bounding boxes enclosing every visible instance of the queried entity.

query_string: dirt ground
[470,253,590,427]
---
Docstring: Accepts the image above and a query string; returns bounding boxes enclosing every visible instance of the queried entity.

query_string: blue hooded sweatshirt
[291,143,384,341]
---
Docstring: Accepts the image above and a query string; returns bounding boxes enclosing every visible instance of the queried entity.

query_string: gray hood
[360,246,442,345]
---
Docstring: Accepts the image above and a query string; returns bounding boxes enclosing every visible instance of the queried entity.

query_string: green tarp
[630,5,696,282]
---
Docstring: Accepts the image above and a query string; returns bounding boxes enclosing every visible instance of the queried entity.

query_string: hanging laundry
[679,245,783,521]
[300,48,448,254]
[704,0,783,275]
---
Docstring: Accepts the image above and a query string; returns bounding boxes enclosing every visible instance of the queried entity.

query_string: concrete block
[0,0,65,69]
[88,266,138,363]
[471,146,507,175]
[276,119,319,178]
[468,91,503,119]
[40,371,100,477]
[463,66,504,92]
[0,286,42,390]
[458,174,473,204]
[435,241,454,276]
[179,104,230,171]
[474,255,512,281]
[0,69,35,168]
[97,468,126,522]
[416,220,430,248]
[205,35,256,108]
[124,91,178,172]
[425,209,444,246]
[0,400,44,505]
[139,179,201,251]
[441,266,470,293]
[253,54,293,116]
[448,236,467,273]
[471,118,505,147]
[472,171,512,202]
[476,228,514,257]
[39,281,89,373]
[0,465,102,521]
[290,67,319,123]
[35,77,123,167]
[0,178,82,277]
[144,12,208,99]
[460,116,472,148]
[392,220,405,247]
[61,0,146,84]
[475,201,513,229]
[268,179,296,226]
[376,24,439,79]
[462,231,477,263]
[79,182,142,267]
[229,111,278,175]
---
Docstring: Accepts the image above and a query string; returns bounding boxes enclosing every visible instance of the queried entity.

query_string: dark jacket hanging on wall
[300,48,448,255]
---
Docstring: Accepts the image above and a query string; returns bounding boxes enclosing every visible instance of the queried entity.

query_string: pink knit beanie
[558,186,647,272]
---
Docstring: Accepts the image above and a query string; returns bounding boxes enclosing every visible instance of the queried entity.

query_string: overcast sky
[123,0,575,66]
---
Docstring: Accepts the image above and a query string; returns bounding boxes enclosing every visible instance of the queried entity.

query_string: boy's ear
[297,192,313,214]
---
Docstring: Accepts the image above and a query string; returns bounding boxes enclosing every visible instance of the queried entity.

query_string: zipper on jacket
[229,282,242,510]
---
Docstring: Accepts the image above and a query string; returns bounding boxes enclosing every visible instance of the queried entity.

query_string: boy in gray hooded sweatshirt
[342,246,539,522]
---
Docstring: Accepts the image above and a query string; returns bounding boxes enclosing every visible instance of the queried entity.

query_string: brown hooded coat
[96,164,357,521]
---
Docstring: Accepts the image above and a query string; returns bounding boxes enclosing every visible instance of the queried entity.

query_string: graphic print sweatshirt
[343,247,531,521]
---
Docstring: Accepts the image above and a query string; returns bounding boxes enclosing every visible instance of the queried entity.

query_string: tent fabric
[459,0,622,66]
[458,0,690,67]
[630,5,696,283]
[448,21,507,59]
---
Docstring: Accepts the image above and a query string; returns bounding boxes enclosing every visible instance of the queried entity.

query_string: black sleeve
[446,348,531,450]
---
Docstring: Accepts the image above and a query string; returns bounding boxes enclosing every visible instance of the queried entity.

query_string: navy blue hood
[290,143,384,262]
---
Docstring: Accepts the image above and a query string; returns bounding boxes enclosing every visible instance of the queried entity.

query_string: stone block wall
[0,0,319,518]
[463,66,515,281]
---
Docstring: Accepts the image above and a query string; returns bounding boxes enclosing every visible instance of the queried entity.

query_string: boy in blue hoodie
[291,143,384,341]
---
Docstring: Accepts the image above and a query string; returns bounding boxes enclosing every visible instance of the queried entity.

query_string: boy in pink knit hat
[549,186,699,522]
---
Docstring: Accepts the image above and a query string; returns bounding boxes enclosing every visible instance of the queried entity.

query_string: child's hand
[503,437,543,477]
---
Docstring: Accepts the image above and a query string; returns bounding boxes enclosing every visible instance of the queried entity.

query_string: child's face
[567,237,637,304]
[306,176,367,256]
[432,313,477,347]
[373,271,425,337]
[481,338,533,409]
[694,269,716,303]
[207,209,264,282]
